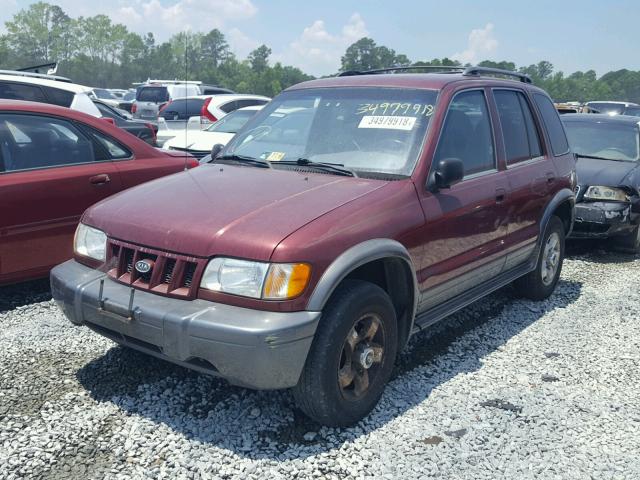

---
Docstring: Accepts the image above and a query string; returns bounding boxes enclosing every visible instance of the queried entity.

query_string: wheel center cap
[358,347,375,369]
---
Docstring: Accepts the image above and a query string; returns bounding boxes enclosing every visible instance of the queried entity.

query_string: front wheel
[514,215,565,300]
[293,280,398,427]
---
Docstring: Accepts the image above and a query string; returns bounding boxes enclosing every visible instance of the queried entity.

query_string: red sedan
[0,100,197,285]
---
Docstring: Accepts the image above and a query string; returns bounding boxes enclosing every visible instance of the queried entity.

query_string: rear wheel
[611,224,640,253]
[293,280,398,427]
[514,215,565,300]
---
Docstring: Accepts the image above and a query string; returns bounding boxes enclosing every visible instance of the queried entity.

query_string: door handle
[495,188,506,203]
[89,174,111,185]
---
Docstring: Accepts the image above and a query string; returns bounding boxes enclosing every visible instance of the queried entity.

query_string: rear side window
[434,90,495,177]
[220,100,238,114]
[42,86,74,107]
[0,113,95,172]
[84,128,131,161]
[137,87,169,103]
[0,82,47,102]
[494,90,542,165]
[533,93,570,156]
[236,99,268,109]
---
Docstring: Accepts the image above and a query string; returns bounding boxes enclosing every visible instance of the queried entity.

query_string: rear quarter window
[533,93,570,156]
[42,86,74,107]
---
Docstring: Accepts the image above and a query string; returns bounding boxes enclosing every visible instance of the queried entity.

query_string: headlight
[583,186,629,202]
[74,223,107,261]
[200,258,311,299]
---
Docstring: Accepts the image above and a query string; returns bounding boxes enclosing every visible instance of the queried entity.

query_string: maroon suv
[51,67,576,426]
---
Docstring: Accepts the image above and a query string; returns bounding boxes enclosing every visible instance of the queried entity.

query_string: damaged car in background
[562,114,640,251]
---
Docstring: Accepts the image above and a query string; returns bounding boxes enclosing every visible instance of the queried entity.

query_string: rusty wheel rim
[337,313,385,401]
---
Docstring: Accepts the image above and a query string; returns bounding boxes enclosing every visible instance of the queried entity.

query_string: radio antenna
[183,32,189,171]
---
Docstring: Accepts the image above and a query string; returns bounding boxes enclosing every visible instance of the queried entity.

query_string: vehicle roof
[286,73,547,94]
[175,94,271,102]
[0,73,92,93]
[561,113,640,126]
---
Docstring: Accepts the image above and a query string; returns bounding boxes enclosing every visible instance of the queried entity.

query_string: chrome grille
[107,240,204,298]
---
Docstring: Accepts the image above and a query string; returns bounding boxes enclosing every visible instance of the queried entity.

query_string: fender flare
[536,188,575,254]
[306,239,419,330]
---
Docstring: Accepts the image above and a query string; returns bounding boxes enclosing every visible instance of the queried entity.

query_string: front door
[414,89,510,312]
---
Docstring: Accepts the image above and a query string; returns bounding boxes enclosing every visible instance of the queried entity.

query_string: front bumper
[570,201,638,238]
[51,260,321,390]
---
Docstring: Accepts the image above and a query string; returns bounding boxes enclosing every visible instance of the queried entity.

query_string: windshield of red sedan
[222,87,439,176]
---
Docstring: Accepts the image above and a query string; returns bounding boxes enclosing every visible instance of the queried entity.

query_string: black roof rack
[0,62,72,83]
[339,65,464,76]
[337,64,533,84]
[462,66,532,83]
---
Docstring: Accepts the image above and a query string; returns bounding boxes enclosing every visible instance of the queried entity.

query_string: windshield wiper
[214,154,271,169]
[276,158,358,177]
[575,154,630,162]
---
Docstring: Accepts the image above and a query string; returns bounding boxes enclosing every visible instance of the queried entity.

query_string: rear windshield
[587,102,625,115]
[207,109,258,133]
[223,87,438,176]
[94,89,116,100]
[563,120,640,162]
[137,86,169,102]
[160,98,206,120]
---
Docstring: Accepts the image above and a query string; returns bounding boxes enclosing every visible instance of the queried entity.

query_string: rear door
[493,89,560,269]
[0,113,123,284]
[415,88,510,312]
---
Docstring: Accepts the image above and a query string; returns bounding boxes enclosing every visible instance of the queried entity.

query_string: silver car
[132,82,201,120]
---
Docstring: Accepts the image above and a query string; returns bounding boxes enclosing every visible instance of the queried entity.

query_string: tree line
[1,2,639,103]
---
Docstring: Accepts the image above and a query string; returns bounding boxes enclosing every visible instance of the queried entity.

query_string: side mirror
[101,117,115,125]
[428,157,464,192]
[210,144,224,159]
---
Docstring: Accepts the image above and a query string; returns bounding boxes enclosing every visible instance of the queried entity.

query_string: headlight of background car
[74,223,107,261]
[583,186,629,202]
[200,258,311,299]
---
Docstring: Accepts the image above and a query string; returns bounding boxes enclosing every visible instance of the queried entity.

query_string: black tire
[293,280,398,427]
[514,215,565,301]
[611,224,640,253]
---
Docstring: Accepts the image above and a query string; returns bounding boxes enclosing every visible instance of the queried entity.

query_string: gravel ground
[1,243,639,479]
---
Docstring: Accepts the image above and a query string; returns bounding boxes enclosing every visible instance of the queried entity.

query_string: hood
[83,165,388,259]
[576,157,640,188]
[164,131,234,151]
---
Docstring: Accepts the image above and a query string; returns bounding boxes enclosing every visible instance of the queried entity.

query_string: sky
[1,0,639,77]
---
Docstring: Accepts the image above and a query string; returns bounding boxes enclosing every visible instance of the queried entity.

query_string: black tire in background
[293,280,398,427]
[514,215,565,301]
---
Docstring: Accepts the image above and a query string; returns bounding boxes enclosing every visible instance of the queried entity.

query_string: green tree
[341,37,411,72]
[248,45,272,73]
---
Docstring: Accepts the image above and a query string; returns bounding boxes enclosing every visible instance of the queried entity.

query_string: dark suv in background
[52,66,575,426]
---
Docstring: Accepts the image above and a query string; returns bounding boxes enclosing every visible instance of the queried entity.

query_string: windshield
[137,87,169,103]
[564,121,640,162]
[207,109,259,133]
[624,106,640,117]
[94,89,116,100]
[222,87,438,176]
[587,102,625,115]
[123,91,135,101]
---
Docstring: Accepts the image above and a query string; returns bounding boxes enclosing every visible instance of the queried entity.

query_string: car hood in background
[576,157,640,188]
[83,166,388,260]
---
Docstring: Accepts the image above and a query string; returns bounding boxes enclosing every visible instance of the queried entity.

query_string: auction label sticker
[358,115,416,130]
[266,151,286,161]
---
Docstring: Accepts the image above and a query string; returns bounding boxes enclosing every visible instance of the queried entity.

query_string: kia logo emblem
[135,259,153,274]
